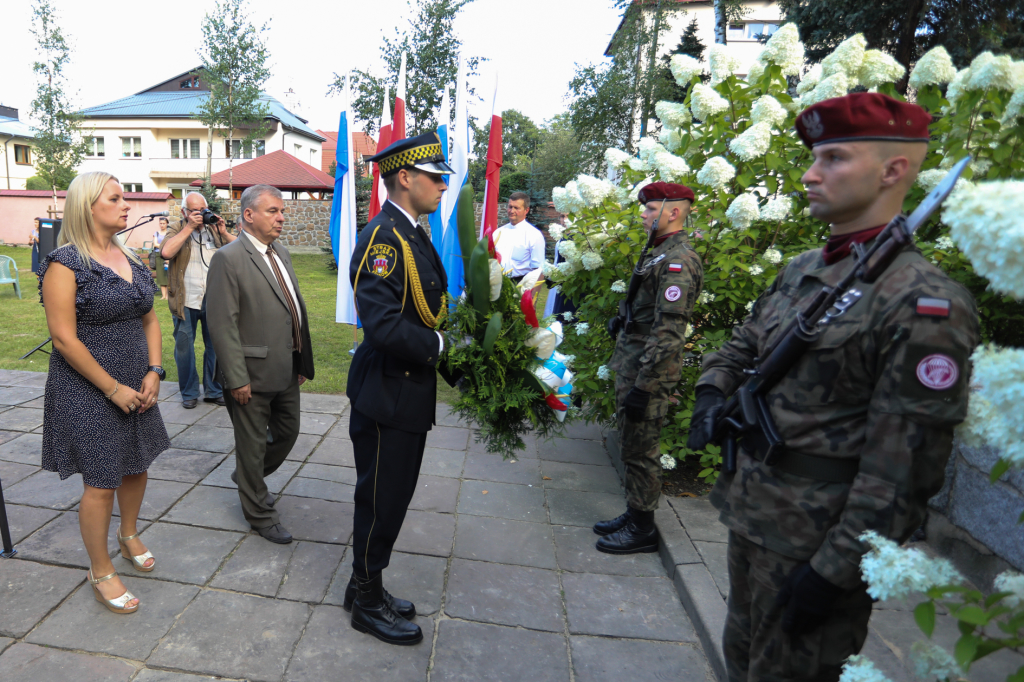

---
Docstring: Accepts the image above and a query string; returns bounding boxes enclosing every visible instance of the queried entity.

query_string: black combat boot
[350,573,423,645]
[593,509,631,536]
[595,508,659,554]
[343,573,416,619]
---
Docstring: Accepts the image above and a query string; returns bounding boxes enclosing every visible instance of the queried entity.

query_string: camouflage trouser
[724,531,873,682]
[614,374,668,512]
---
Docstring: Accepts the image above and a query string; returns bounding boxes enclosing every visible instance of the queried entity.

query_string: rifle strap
[749,447,859,484]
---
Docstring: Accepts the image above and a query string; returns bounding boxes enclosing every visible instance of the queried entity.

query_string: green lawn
[0,244,548,403]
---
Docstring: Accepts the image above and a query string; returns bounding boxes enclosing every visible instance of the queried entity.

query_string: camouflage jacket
[699,242,980,590]
[608,231,704,408]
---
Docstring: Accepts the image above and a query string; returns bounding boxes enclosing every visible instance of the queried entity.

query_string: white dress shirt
[242,230,302,326]
[492,220,545,277]
[384,201,444,354]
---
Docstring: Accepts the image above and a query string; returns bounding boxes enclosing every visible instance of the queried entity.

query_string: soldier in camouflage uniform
[687,93,981,681]
[595,182,704,554]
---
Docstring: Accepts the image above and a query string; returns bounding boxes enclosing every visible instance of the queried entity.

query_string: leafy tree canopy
[530,113,583,200]
[468,109,540,192]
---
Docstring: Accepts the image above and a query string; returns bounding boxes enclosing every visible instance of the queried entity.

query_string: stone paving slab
[7,372,47,388]
[162,484,250,532]
[295,461,356,485]
[111,477,191,521]
[0,386,44,406]
[0,433,42,464]
[20,396,45,409]
[540,460,623,494]
[667,495,727,543]
[408,474,460,514]
[457,479,546,523]
[307,437,354,467]
[158,400,218,425]
[149,589,311,682]
[15,512,149,567]
[570,636,713,682]
[453,515,557,570]
[26,575,199,659]
[0,429,21,446]
[563,572,697,642]
[201,456,299,493]
[299,412,338,435]
[210,533,295,596]
[537,438,610,466]
[194,408,233,428]
[147,448,225,484]
[286,604,433,682]
[277,541,346,603]
[3,470,82,509]
[553,525,665,577]
[281,475,353,503]
[0,642,136,681]
[431,620,571,682]
[420,447,466,478]
[164,422,188,439]
[158,380,181,401]
[324,550,448,616]
[693,540,730,600]
[0,459,39,487]
[468,433,537,458]
[393,510,456,557]
[462,453,541,486]
[170,424,236,453]
[286,432,322,462]
[138,522,243,584]
[445,558,565,632]
[273,495,353,544]
[135,671,223,682]
[546,488,623,528]
[298,393,350,415]
[0,560,85,637]
[0,638,12,656]
[425,425,471,451]
[0,369,38,385]
[3,503,60,544]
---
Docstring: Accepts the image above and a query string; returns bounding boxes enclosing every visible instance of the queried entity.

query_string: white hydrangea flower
[857,49,906,89]
[859,531,964,601]
[596,365,611,380]
[725,193,761,229]
[750,263,764,276]
[684,323,694,338]
[575,322,589,335]
[796,63,823,95]
[559,240,580,264]
[611,280,626,293]
[945,68,970,105]
[729,122,773,161]
[762,247,783,264]
[552,182,585,214]
[628,156,652,172]
[561,311,573,322]
[581,250,604,270]
[576,174,617,207]
[604,148,631,170]
[670,53,703,86]
[548,223,565,241]
[696,156,736,190]
[659,126,682,152]
[561,354,575,367]
[746,58,765,82]
[973,158,992,177]
[760,196,792,222]
[802,72,850,107]
[964,344,1024,467]
[966,51,1024,92]
[993,571,1024,608]
[541,260,557,277]
[750,95,788,128]
[654,151,690,181]
[759,23,804,77]
[935,236,954,250]
[709,44,743,84]
[556,260,579,277]
[655,100,692,128]
[637,137,668,165]
[1001,88,1024,124]
[690,83,729,121]
[908,45,957,88]
[821,33,867,80]
[839,655,893,682]
[943,181,1024,299]
[660,454,678,470]
[628,177,654,203]
[910,642,961,682]
[698,291,715,304]
[744,300,754,312]
[916,169,946,193]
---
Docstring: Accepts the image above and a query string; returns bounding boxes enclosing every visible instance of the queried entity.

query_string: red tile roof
[0,190,172,199]
[189,150,335,190]
[316,130,377,173]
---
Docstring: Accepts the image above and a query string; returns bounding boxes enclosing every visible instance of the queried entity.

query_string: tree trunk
[894,0,927,94]
[714,0,728,44]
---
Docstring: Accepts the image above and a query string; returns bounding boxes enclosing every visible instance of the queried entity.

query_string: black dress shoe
[255,523,292,544]
[596,509,659,554]
[593,510,631,536]
[204,395,226,406]
[230,471,274,506]
[182,398,198,409]
[342,574,415,618]
[351,573,422,645]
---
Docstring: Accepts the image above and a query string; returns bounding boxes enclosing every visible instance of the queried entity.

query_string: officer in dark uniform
[344,133,454,646]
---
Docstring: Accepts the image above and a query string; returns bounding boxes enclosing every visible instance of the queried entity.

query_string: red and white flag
[392,52,407,142]
[480,74,503,242]
[368,86,392,221]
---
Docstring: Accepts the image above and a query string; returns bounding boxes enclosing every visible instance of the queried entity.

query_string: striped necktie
[265,243,302,353]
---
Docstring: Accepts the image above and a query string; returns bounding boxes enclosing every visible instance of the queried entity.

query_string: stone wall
[928,440,1024,587]
[169,198,332,251]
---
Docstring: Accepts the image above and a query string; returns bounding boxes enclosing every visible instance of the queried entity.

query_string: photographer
[161,192,236,408]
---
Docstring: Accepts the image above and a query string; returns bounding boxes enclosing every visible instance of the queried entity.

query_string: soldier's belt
[746,446,859,484]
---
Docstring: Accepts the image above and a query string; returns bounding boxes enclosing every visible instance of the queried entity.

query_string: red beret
[637,181,695,204]
[795,92,931,148]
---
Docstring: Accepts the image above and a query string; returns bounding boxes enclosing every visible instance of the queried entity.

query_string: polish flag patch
[916,297,951,317]
[668,263,683,272]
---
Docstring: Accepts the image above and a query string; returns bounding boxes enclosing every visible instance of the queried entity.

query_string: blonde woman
[38,171,170,615]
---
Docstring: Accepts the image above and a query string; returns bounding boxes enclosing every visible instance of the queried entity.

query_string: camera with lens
[199,208,220,225]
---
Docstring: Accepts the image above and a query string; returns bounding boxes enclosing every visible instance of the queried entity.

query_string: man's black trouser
[349,408,427,579]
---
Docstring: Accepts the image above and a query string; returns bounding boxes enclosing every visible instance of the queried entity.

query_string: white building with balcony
[76,68,325,198]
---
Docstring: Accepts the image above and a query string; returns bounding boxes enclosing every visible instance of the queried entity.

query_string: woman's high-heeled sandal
[117,525,155,572]
[88,569,139,614]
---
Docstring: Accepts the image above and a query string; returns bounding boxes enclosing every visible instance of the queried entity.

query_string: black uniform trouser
[350,407,427,579]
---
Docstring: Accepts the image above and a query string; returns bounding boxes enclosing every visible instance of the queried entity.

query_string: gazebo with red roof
[191,150,335,199]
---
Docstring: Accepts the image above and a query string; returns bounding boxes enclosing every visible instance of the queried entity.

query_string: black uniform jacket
[346,201,448,433]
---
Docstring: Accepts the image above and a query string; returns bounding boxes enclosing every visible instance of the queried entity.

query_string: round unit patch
[664,285,682,302]
[916,354,959,391]
[366,243,398,278]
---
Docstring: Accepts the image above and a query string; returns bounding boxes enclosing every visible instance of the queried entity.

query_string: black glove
[686,385,726,450]
[623,387,651,422]
[775,563,845,635]
[607,315,623,339]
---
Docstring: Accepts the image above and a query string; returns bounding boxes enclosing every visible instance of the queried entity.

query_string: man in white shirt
[492,192,545,283]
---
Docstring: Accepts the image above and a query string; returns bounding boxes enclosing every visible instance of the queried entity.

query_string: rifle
[608,200,668,338]
[713,157,971,475]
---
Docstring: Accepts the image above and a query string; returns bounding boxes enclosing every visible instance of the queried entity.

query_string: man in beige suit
[207,184,315,543]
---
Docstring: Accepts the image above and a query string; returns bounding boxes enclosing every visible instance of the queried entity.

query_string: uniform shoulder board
[668,263,682,273]
[916,297,950,318]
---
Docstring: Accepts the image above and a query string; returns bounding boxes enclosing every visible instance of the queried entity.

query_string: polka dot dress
[38,245,170,489]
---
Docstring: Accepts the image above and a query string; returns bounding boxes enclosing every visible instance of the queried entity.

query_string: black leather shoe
[182,399,198,409]
[593,510,631,536]
[342,574,415,619]
[255,523,292,544]
[596,509,659,554]
[204,395,226,406]
[231,471,274,506]
[351,573,422,645]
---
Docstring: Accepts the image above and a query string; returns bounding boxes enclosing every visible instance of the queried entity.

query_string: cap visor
[413,160,455,175]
